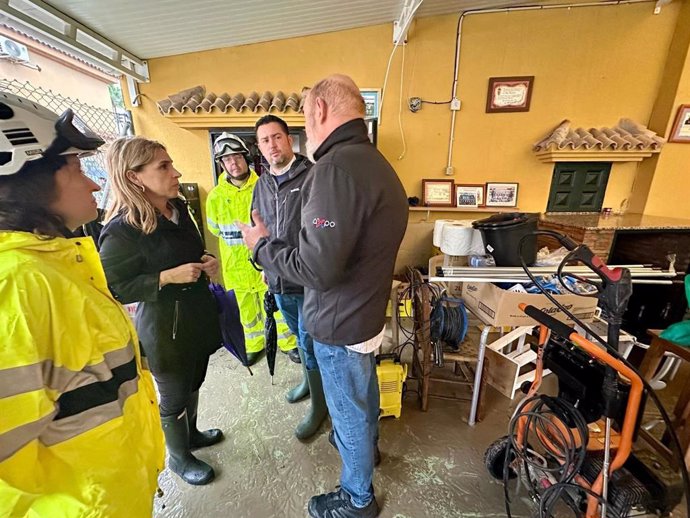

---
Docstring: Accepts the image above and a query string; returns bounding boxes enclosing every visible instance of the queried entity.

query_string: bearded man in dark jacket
[240,74,408,518]
[251,114,327,441]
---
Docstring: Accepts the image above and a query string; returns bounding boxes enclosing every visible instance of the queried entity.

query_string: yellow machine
[377,355,408,418]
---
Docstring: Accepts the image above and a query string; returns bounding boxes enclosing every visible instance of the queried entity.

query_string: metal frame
[0,0,149,82]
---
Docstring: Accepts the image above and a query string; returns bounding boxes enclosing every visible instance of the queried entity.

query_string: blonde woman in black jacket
[99,137,223,486]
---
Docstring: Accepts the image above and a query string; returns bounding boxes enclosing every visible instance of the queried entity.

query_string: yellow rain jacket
[206,171,296,353]
[0,232,164,518]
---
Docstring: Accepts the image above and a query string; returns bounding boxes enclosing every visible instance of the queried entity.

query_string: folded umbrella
[209,282,252,375]
[264,291,278,385]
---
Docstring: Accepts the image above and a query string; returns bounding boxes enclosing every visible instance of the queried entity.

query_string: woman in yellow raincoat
[0,92,164,517]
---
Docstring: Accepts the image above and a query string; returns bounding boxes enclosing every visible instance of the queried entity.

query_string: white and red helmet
[0,91,104,176]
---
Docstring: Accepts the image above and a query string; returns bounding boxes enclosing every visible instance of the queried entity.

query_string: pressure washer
[484,231,690,518]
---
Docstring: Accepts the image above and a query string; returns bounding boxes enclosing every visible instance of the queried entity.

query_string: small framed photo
[360,89,381,120]
[455,184,485,208]
[486,76,534,113]
[485,182,519,207]
[422,179,455,207]
[669,104,690,143]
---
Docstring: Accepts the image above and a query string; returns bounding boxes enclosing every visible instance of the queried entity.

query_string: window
[546,162,611,212]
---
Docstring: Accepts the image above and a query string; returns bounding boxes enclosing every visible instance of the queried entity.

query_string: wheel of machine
[484,435,517,480]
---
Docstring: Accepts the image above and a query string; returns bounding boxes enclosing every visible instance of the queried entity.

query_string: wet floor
[152,335,688,518]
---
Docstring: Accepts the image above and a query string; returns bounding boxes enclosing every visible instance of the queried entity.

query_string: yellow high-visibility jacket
[0,232,164,518]
[206,170,264,292]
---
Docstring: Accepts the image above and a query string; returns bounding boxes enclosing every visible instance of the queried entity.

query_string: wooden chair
[638,330,690,468]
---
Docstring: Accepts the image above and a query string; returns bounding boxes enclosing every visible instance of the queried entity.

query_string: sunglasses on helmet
[45,109,105,158]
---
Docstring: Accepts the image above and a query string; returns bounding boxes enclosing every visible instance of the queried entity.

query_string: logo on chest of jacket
[313,217,336,229]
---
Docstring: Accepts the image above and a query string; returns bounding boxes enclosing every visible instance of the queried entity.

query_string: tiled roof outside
[533,119,665,152]
[157,86,304,115]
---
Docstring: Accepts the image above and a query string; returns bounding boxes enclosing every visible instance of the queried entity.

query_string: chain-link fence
[0,78,129,208]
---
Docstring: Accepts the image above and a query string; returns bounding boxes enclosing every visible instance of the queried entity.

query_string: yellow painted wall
[640,0,690,218]
[127,1,683,244]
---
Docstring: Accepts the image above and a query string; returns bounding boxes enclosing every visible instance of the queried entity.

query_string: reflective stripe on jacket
[0,232,164,517]
[206,171,264,292]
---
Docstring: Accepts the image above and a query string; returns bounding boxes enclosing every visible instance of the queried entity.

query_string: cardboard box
[394,221,435,276]
[461,282,597,327]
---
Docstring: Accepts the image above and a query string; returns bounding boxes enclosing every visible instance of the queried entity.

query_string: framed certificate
[422,179,455,207]
[486,76,534,113]
[669,104,690,143]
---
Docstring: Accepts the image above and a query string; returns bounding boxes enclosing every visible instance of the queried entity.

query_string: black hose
[518,231,690,517]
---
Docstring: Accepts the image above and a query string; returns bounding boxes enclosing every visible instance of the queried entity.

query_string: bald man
[239,74,408,518]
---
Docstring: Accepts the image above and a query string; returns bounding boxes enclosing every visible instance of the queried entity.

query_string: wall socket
[408,97,422,112]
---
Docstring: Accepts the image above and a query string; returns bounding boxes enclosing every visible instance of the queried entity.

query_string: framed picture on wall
[669,104,690,143]
[485,182,519,207]
[422,179,455,207]
[360,89,381,120]
[455,184,485,207]
[486,76,534,113]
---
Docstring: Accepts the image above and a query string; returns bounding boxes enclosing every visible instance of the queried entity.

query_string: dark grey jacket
[251,154,312,294]
[254,119,408,345]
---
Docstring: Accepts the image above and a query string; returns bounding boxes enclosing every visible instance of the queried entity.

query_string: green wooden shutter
[547,162,611,212]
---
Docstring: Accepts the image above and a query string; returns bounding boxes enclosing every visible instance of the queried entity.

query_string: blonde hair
[104,137,168,234]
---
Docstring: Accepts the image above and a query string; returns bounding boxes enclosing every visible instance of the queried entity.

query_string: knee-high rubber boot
[161,411,215,486]
[286,348,310,403]
[187,391,224,449]
[295,367,328,441]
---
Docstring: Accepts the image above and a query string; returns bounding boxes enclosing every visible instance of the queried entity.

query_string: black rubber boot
[161,411,215,485]
[246,349,265,366]
[286,348,310,403]
[287,348,302,364]
[187,391,224,449]
[295,366,328,441]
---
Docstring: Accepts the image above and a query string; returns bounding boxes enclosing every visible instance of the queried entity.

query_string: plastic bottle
[468,254,496,267]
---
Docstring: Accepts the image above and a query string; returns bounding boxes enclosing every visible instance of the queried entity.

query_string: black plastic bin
[472,213,538,266]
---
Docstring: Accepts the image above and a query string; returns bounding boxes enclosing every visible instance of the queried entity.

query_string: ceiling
[5,0,622,60]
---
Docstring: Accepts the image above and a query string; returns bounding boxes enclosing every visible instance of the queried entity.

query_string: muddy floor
[152,332,688,518]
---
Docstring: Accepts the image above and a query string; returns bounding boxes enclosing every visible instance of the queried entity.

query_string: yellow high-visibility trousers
[236,289,296,353]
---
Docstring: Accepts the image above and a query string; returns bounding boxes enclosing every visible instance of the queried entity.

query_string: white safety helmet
[0,91,105,176]
[212,132,251,163]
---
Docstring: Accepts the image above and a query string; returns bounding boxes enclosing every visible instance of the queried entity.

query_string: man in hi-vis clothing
[206,132,296,365]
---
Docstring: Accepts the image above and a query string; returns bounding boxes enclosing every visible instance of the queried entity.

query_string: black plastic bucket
[472,213,538,266]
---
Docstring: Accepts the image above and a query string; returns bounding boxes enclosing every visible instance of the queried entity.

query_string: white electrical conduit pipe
[446,0,655,175]
[378,0,425,124]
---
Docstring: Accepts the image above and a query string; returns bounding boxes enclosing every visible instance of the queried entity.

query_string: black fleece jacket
[250,154,312,295]
[253,119,408,345]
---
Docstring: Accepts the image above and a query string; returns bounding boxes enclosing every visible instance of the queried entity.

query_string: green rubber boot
[161,411,215,486]
[295,366,328,441]
[187,391,224,449]
[286,348,310,403]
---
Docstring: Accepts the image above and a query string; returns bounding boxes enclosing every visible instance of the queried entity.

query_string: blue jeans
[274,294,318,370]
[314,341,379,508]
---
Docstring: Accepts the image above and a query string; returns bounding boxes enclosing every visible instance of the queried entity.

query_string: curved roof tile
[534,119,665,152]
[157,86,303,115]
